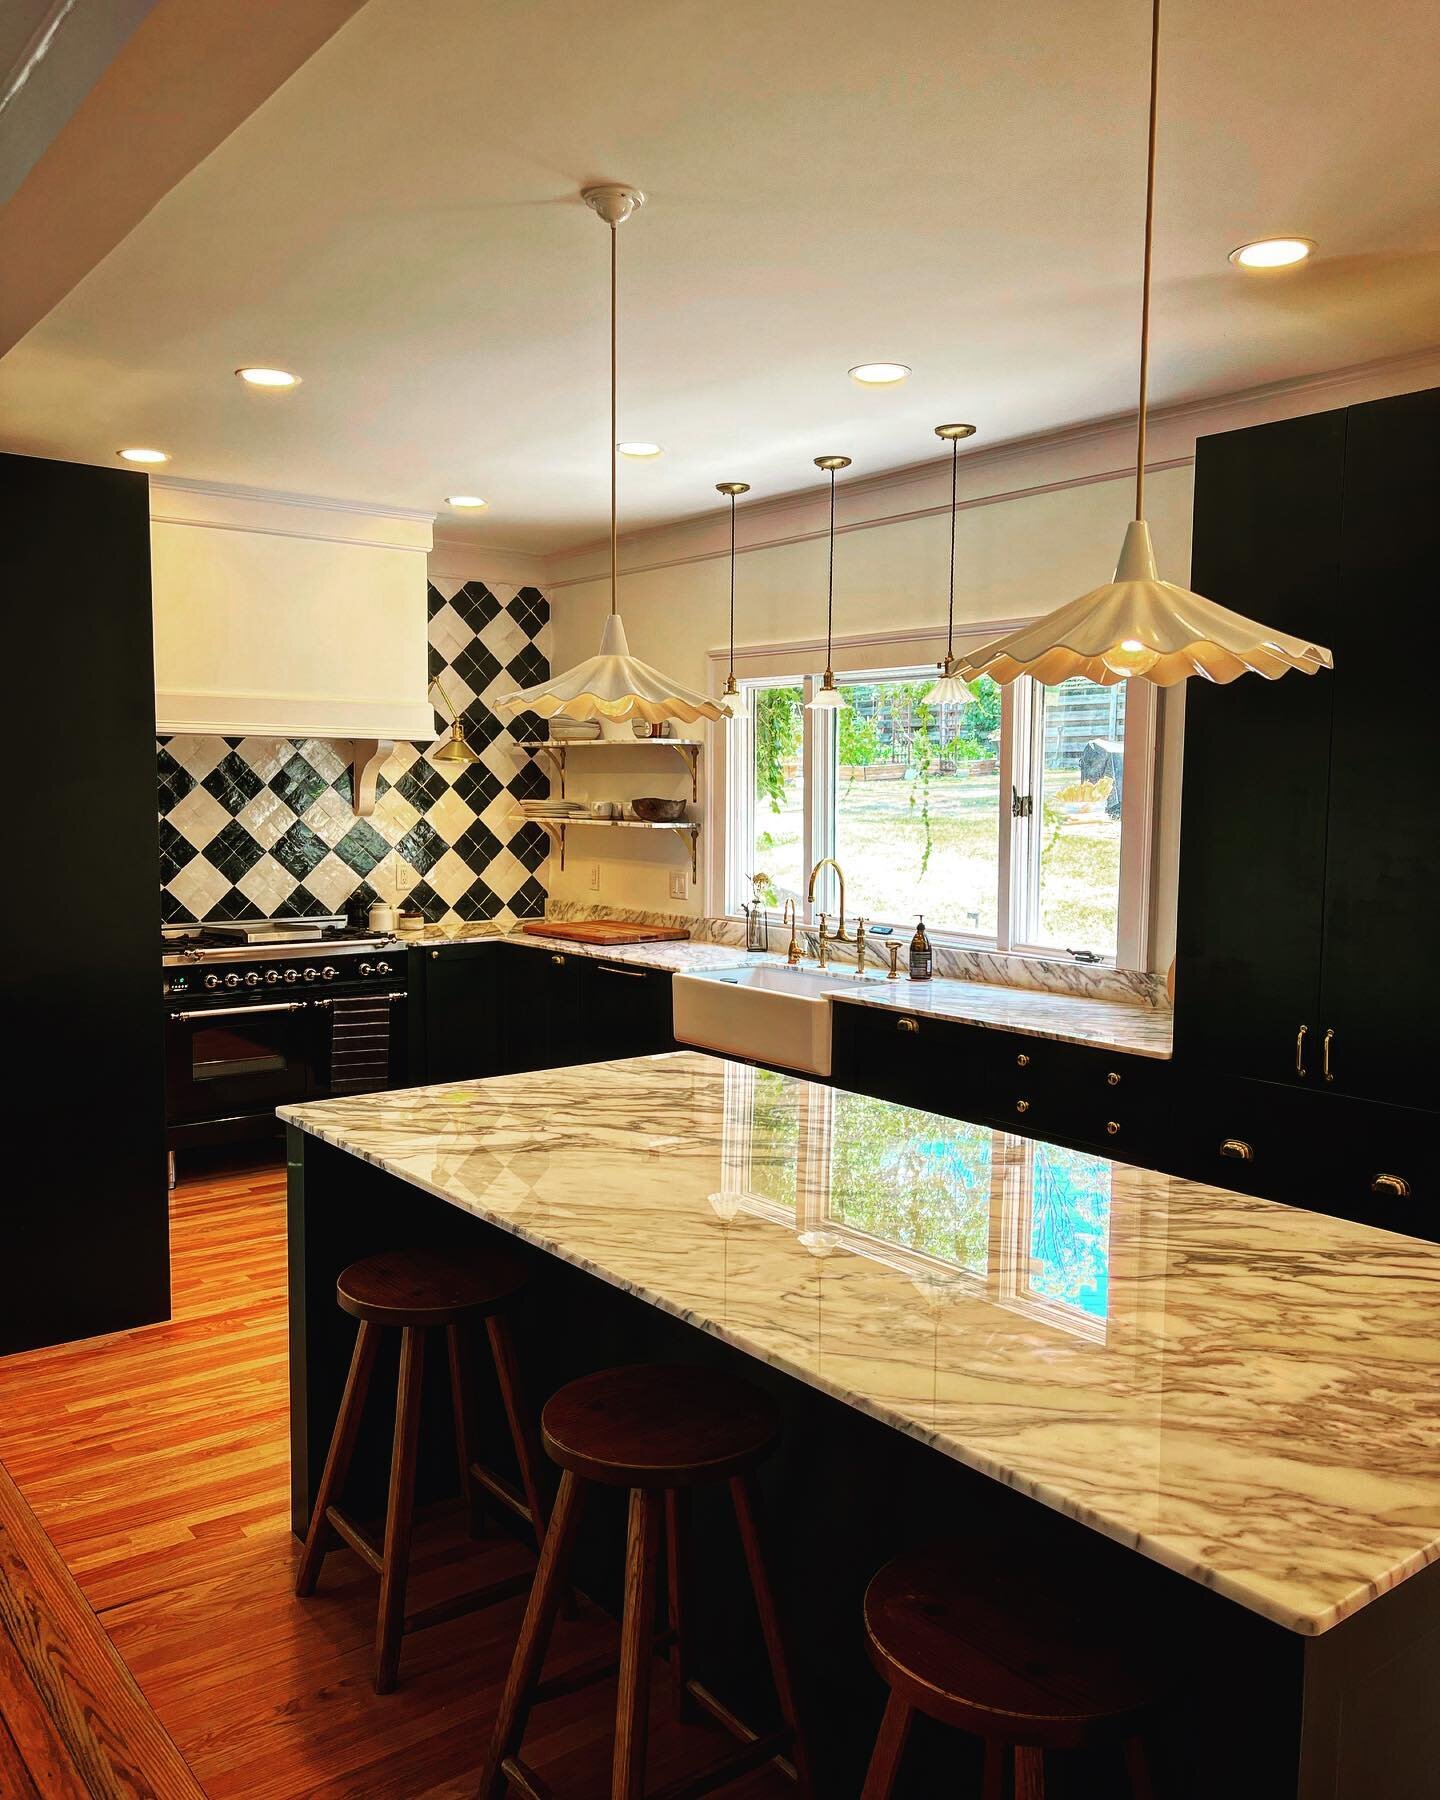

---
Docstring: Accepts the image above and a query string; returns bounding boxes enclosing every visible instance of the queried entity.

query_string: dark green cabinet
[582,960,675,1062]
[409,942,502,1084]
[501,945,585,1074]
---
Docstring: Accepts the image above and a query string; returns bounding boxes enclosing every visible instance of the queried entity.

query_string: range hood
[150,482,435,811]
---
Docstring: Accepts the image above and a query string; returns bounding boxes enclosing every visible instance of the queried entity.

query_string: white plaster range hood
[150,482,435,812]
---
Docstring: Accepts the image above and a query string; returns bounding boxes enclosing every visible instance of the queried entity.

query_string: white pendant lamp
[955,0,1333,690]
[716,480,750,717]
[923,423,978,706]
[806,456,851,711]
[497,186,726,725]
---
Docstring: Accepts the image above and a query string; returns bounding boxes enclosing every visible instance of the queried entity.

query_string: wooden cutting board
[521,919,693,946]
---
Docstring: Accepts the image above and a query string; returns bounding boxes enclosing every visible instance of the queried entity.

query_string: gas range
[162,916,403,999]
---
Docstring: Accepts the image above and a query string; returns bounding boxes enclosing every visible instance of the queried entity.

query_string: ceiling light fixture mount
[807,456,852,712]
[848,362,911,385]
[955,0,1332,689]
[716,481,751,711]
[924,424,979,706]
[1229,237,1315,270]
[236,367,300,388]
[495,184,723,727]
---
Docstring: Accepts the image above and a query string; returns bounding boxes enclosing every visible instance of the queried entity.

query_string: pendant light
[498,186,726,724]
[955,0,1332,689]
[806,456,851,711]
[716,480,750,716]
[922,423,978,706]
[429,676,480,764]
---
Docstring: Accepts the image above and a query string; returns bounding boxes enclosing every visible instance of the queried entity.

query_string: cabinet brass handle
[1015,1099,1030,1114]
[596,965,647,979]
[551,954,566,965]
[1105,1120,1120,1136]
[1016,1053,1030,1068]
[431,950,439,960]
[896,1017,919,1034]
[1220,1138,1254,1161]
[1371,1173,1412,1200]
[1294,1023,1308,1079]
[1322,1027,1335,1083]
[1106,1071,1121,1088]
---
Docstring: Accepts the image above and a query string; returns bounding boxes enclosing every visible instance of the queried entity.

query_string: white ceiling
[1,0,1438,553]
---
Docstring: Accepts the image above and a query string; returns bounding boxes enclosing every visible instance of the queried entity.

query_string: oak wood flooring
[0,1158,793,1798]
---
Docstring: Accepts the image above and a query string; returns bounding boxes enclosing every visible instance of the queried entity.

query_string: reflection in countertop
[282,1051,1440,1637]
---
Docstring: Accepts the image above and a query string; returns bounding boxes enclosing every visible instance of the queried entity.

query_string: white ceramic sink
[672,963,883,1077]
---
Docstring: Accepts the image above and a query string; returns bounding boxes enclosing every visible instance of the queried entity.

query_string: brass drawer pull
[1220,1139,1253,1161]
[1295,1023,1308,1078]
[1106,1071,1121,1088]
[896,1017,919,1034]
[1105,1120,1120,1136]
[1015,1053,1030,1068]
[1371,1173,1412,1200]
[1322,1027,1335,1083]
[551,954,566,965]
[596,964,647,979]
[1015,1099,1030,1115]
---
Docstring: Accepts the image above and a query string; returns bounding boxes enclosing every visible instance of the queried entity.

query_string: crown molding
[150,473,435,523]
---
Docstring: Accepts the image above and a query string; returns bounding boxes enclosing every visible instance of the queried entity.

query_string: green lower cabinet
[409,942,503,1085]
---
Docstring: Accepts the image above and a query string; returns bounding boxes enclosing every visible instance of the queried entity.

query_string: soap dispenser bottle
[908,915,933,981]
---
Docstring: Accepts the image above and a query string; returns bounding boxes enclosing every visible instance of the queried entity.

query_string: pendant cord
[1135,0,1160,522]
[728,492,737,680]
[826,468,836,673]
[609,219,618,616]
[945,436,958,665]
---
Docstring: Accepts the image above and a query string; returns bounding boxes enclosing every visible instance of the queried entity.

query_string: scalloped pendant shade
[956,521,1333,687]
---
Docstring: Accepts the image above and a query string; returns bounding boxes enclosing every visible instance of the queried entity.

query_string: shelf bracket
[674,743,700,802]
[669,824,699,881]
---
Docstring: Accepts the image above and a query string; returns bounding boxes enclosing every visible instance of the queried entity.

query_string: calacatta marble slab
[280,1052,1439,1635]
[832,977,1174,1059]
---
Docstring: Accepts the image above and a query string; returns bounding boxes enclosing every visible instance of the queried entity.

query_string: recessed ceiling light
[117,447,169,463]
[236,366,300,387]
[617,441,663,457]
[849,362,911,385]
[446,495,487,509]
[1228,237,1315,270]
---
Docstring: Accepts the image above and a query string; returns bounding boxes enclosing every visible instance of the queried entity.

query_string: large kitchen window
[721,651,1154,966]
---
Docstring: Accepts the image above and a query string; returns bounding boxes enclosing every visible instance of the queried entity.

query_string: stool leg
[446,1322,484,1537]
[859,1691,913,1799]
[981,1741,1006,1800]
[1014,1744,1046,1800]
[663,1488,694,1722]
[295,1319,379,1597]
[613,1487,662,1800]
[486,1312,550,1544]
[375,1324,426,1694]
[1123,1735,1156,1800]
[477,1469,586,1800]
[729,1474,816,1800]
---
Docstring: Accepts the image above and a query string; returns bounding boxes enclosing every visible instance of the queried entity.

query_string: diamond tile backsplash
[157,581,552,927]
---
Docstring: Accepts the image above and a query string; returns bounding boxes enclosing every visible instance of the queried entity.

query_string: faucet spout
[806,858,851,941]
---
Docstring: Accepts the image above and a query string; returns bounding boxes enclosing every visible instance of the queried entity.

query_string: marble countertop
[397,926,1171,1051]
[831,976,1174,1059]
[281,1052,1440,1637]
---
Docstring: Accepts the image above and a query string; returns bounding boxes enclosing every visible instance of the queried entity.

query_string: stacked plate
[517,799,591,818]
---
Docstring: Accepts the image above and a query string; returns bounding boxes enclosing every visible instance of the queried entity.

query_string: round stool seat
[337,1245,530,1327]
[541,1363,779,1489]
[864,1551,1159,1752]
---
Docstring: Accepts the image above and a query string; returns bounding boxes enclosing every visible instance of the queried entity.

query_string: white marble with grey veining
[832,976,1174,1059]
[281,1052,1440,1637]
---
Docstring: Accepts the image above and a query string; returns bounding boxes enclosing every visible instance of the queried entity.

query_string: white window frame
[705,624,1159,970]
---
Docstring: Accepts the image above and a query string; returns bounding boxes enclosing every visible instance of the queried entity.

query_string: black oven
[163,945,408,1153]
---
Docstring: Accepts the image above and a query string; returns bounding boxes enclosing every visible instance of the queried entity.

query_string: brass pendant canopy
[807,456,851,711]
[955,0,1332,689]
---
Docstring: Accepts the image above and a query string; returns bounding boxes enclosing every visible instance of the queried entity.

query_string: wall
[158,577,552,926]
[539,350,1440,969]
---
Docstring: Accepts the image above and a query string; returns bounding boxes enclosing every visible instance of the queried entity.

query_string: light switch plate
[669,870,689,900]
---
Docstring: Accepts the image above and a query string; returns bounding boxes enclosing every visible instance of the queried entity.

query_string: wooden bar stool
[295,1245,550,1694]
[860,1550,1160,1799]
[478,1362,816,1800]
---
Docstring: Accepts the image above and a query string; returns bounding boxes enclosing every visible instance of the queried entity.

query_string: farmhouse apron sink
[672,963,883,1077]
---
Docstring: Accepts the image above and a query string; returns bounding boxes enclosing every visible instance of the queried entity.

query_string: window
[720,644,1153,966]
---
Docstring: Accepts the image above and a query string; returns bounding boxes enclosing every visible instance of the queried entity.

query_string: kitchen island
[283,1053,1440,1797]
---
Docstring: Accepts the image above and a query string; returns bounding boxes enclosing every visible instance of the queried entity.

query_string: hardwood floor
[0,1158,794,1798]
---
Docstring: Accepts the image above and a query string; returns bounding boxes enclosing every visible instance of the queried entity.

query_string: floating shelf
[514,738,702,801]
[512,814,700,880]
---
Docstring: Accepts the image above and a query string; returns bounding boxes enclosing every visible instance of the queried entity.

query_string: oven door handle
[170,1000,310,1021]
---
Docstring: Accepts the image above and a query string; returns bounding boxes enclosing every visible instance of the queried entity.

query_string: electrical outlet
[669,870,689,901]
[588,862,601,892]
[393,862,418,894]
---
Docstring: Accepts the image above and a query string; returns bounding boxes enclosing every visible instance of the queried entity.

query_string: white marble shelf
[281,1052,1440,1637]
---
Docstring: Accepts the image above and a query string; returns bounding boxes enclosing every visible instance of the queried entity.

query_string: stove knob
[283,968,299,984]
[224,973,241,988]
[245,971,261,987]
[303,966,318,982]
[204,974,222,990]
[321,965,337,981]
[377,960,392,976]
[359,962,374,977]
[265,969,280,985]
